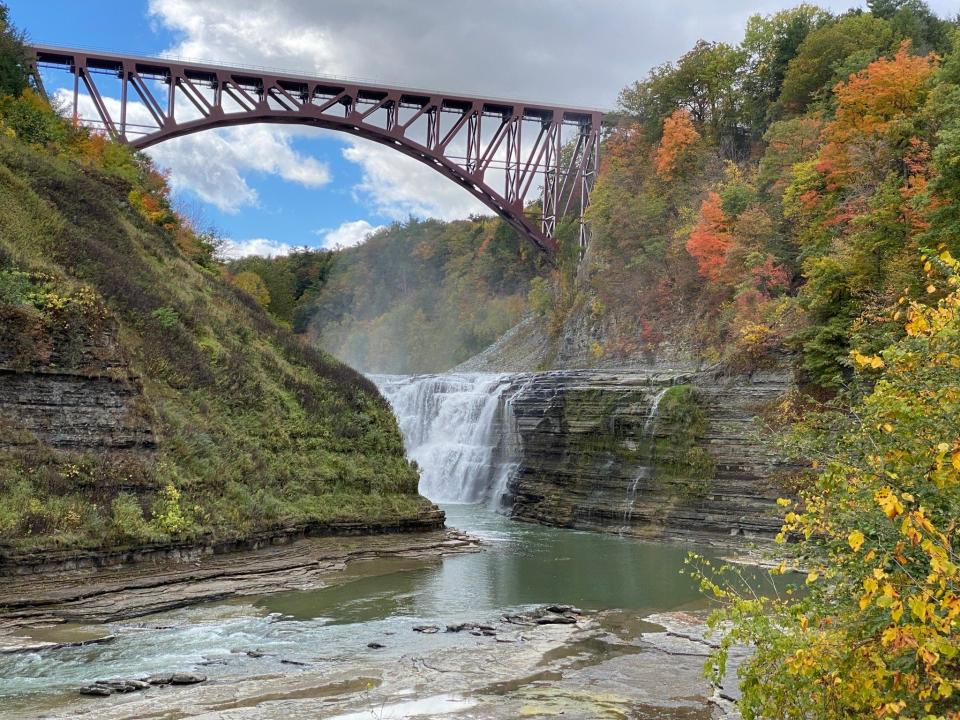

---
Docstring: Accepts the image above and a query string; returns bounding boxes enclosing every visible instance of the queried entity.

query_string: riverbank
[0,527,480,653]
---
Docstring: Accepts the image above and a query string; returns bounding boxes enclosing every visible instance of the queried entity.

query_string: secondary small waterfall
[621,386,670,532]
[373,373,521,507]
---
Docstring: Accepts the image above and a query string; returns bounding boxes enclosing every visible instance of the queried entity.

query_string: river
[0,373,755,718]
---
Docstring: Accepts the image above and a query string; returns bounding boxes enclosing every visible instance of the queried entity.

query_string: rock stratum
[500,368,793,543]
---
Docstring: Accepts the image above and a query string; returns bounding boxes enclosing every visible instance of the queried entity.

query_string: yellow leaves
[851,349,885,369]
[806,571,819,585]
[908,594,931,623]
[904,306,930,336]
[927,284,937,294]
[918,645,940,668]
[776,497,792,507]
[875,488,904,520]
[879,700,906,716]
[848,530,866,552]
[952,450,960,473]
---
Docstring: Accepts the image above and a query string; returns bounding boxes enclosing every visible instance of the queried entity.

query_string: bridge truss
[29,45,603,257]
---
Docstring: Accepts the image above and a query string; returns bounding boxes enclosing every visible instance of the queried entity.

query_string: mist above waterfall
[373,374,521,506]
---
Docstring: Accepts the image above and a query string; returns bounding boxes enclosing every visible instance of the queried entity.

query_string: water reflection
[256,504,714,623]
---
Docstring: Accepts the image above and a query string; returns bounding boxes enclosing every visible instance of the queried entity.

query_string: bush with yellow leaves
[695,250,960,719]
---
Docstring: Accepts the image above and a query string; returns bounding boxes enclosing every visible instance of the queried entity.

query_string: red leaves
[686,192,732,282]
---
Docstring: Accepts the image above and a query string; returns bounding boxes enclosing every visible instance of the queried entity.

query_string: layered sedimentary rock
[503,369,793,543]
[0,316,156,451]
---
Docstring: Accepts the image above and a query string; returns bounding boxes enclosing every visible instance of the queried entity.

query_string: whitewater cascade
[373,373,522,507]
[621,386,671,532]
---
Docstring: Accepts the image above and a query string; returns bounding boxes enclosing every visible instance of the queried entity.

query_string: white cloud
[342,139,488,221]
[148,125,330,213]
[53,90,331,213]
[219,237,294,259]
[317,219,385,249]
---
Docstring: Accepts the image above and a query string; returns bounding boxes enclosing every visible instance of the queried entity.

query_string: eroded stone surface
[503,369,796,544]
[35,609,738,720]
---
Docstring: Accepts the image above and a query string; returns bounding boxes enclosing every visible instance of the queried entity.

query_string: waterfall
[621,386,671,532]
[373,373,520,507]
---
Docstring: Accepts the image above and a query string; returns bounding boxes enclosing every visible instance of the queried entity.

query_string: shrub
[111,493,154,542]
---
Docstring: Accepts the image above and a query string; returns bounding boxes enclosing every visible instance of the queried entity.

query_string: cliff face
[0,315,155,453]
[503,369,793,543]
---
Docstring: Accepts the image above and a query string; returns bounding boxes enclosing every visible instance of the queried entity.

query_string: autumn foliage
[655,108,701,179]
[686,192,731,282]
[818,41,937,189]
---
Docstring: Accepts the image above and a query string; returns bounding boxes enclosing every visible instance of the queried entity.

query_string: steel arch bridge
[29,45,603,258]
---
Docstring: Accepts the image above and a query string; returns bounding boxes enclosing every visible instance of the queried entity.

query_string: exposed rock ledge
[0,507,446,576]
[37,608,739,720]
[0,526,479,650]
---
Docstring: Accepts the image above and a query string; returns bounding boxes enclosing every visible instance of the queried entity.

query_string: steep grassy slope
[0,135,431,553]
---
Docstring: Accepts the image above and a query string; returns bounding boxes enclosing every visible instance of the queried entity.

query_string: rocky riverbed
[32,607,742,720]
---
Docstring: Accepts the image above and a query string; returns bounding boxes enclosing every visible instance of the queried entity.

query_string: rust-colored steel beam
[28,44,603,258]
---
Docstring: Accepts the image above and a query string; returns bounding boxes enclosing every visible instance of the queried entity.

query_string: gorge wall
[378,367,794,545]
[504,369,792,544]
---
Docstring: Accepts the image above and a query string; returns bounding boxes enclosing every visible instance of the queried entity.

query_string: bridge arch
[29,46,602,257]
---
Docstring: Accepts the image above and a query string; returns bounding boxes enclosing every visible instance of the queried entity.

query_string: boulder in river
[412,625,441,634]
[170,672,207,685]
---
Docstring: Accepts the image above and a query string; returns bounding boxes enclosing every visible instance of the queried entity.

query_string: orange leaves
[686,191,732,282]
[832,42,934,135]
[818,42,937,188]
[654,109,700,180]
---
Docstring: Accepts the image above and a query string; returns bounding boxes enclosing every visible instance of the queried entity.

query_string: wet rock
[412,625,440,634]
[279,659,308,666]
[503,605,584,626]
[170,672,207,684]
[544,604,581,615]
[504,369,795,543]
[245,650,266,658]
[145,673,173,685]
[79,685,113,697]
[445,623,476,633]
[94,678,147,693]
[367,642,386,649]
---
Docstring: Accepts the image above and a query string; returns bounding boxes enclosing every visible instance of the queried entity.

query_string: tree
[741,5,832,134]
[686,192,732,282]
[869,0,951,54]
[619,40,746,153]
[817,41,936,190]
[776,13,896,116]
[654,108,701,179]
[0,4,29,98]
[232,271,271,309]
[699,250,960,719]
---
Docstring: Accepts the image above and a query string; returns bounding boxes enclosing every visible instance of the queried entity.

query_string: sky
[9,0,958,258]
